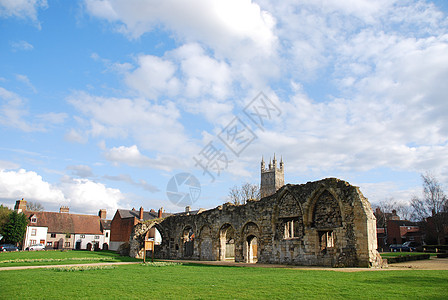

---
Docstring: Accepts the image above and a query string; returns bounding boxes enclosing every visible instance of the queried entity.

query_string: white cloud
[104,145,183,171]
[84,0,277,60]
[67,91,198,157]
[59,176,124,215]
[124,55,180,100]
[0,168,65,204]
[0,167,126,215]
[10,40,34,51]
[0,0,48,28]
[67,165,94,178]
[16,74,36,92]
[0,87,67,131]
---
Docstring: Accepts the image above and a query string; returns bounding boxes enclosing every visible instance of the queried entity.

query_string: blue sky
[1,0,448,216]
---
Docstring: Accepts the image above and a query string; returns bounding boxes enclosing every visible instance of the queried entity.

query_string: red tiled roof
[25,211,103,235]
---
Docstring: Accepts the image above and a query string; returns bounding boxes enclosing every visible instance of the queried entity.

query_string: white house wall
[24,226,48,248]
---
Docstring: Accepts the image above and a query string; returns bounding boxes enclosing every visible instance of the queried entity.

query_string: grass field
[380,252,436,258]
[1,263,448,299]
[0,250,139,267]
[1,251,447,299]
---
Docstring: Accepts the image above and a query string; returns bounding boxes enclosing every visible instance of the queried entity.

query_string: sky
[1,0,448,217]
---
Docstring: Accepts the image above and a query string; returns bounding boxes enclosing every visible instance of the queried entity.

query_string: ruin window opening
[319,231,334,254]
[282,218,301,239]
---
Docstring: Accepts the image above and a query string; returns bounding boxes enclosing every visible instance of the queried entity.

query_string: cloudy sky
[1,0,448,216]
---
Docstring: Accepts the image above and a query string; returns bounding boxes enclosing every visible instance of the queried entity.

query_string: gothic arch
[198,224,213,260]
[275,190,304,240]
[306,188,343,228]
[241,222,260,263]
[218,223,236,261]
[182,225,195,258]
[129,220,167,259]
[276,189,303,218]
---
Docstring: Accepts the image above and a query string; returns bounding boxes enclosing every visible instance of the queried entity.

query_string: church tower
[260,154,284,198]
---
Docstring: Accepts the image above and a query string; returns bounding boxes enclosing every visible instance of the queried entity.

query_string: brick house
[15,199,111,250]
[386,219,423,245]
[109,207,170,251]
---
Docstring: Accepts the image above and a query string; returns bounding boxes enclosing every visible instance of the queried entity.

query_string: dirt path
[160,257,448,272]
[1,257,447,272]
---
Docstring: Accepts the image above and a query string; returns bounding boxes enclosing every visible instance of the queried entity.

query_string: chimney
[14,198,27,213]
[139,206,144,220]
[60,206,69,213]
[185,206,191,213]
[98,209,107,219]
[158,207,163,218]
[375,207,381,215]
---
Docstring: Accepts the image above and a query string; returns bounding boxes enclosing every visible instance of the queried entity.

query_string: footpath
[1,257,447,272]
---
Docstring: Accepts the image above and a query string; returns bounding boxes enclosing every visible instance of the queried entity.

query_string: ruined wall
[130,178,382,267]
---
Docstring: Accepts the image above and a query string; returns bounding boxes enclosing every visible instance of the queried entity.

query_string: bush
[386,254,430,264]
[423,245,448,253]
[117,242,130,256]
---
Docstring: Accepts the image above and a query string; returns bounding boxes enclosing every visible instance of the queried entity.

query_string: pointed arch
[275,189,304,240]
[241,222,260,263]
[198,224,213,260]
[307,188,343,228]
[218,223,236,261]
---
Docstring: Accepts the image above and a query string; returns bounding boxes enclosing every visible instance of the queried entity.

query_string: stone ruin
[130,176,383,267]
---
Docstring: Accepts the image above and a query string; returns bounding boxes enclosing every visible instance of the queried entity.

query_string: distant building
[109,207,170,251]
[260,155,284,198]
[386,219,423,245]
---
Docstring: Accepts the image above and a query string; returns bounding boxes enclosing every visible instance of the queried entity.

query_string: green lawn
[380,252,436,258]
[1,263,447,299]
[0,250,140,267]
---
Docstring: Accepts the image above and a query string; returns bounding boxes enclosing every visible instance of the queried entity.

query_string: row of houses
[14,199,172,251]
[374,207,448,249]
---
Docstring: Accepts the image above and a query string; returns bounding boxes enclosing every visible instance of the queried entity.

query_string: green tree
[0,204,12,231]
[1,211,28,246]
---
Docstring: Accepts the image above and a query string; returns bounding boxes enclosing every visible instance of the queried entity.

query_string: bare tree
[228,183,260,205]
[411,173,448,244]
[374,198,413,226]
[26,201,44,212]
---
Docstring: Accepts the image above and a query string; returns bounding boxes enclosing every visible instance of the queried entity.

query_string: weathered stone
[129,177,383,267]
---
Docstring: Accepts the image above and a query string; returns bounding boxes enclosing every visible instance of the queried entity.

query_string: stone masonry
[130,177,383,267]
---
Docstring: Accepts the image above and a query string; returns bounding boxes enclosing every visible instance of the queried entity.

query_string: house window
[31,217,37,223]
[30,240,36,245]
[31,229,37,236]
[80,234,85,238]
[51,233,56,238]
[66,233,71,238]
[64,242,70,247]
[40,239,45,244]
[47,242,52,246]
[94,235,100,239]
[319,231,334,254]
[105,232,109,238]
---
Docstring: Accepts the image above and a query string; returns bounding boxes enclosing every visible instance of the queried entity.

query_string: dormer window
[30,215,37,223]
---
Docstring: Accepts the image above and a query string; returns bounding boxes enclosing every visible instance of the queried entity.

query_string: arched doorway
[246,235,258,263]
[182,226,195,258]
[219,224,235,261]
[242,222,260,263]
[199,225,213,260]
